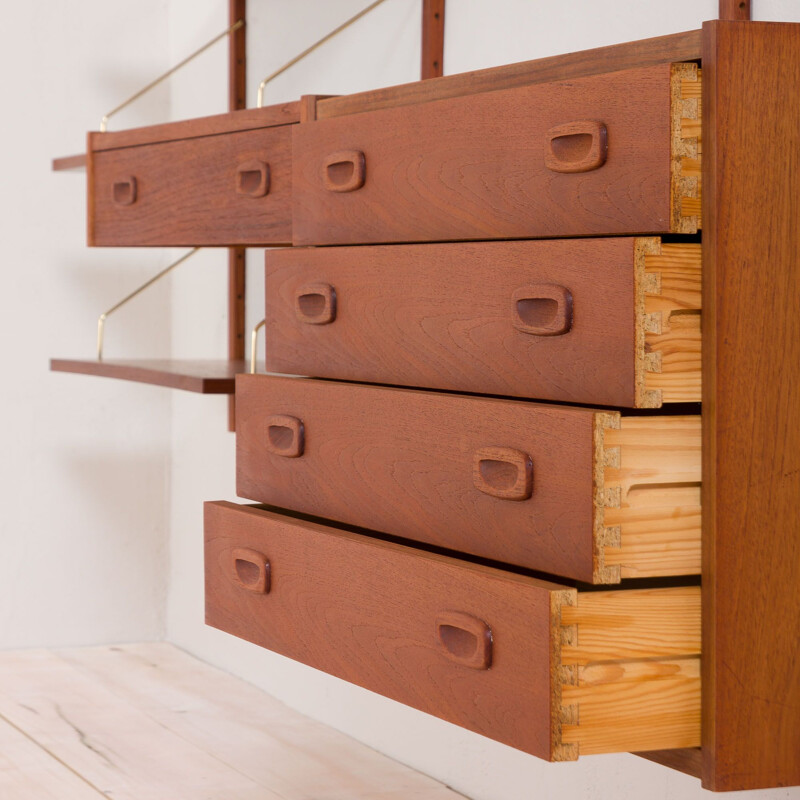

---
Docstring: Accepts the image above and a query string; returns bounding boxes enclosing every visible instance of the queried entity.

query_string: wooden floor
[0,643,464,799]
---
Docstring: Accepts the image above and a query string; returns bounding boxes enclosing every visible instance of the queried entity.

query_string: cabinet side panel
[702,20,800,791]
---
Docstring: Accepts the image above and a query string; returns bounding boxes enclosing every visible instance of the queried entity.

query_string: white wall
[35,1,798,798]
[0,0,172,649]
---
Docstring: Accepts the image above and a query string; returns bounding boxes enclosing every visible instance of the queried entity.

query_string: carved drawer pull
[295,283,336,325]
[112,176,137,206]
[512,284,573,336]
[231,548,271,594]
[236,160,271,197]
[435,611,493,670]
[265,414,305,458]
[544,121,608,173]
[473,446,533,501]
[323,150,366,192]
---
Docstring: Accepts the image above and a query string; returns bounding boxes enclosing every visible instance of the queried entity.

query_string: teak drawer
[292,63,701,245]
[88,125,292,246]
[236,375,701,583]
[205,502,701,760]
[265,238,701,408]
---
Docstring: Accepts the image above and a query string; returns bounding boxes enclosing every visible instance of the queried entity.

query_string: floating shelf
[50,358,252,394]
[52,154,87,172]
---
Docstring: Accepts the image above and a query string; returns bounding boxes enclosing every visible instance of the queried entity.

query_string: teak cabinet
[66,15,799,795]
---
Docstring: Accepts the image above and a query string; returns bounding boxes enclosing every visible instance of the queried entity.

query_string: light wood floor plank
[0,715,105,800]
[57,642,463,800]
[0,649,284,800]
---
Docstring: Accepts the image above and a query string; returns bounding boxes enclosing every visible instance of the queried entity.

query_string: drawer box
[265,238,701,408]
[205,501,700,760]
[236,375,700,583]
[88,107,296,247]
[292,63,700,245]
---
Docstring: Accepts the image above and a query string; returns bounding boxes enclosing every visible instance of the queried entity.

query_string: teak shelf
[49,358,251,394]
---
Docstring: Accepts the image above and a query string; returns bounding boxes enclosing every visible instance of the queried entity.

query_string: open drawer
[292,63,700,245]
[205,501,700,760]
[235,375,701,583]
[265,237,701,408]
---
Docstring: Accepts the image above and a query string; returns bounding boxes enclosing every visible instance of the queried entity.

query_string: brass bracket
[100,21,244,132]
[97,248,199,360]
[256,0,389,107]
[249,318,266,374]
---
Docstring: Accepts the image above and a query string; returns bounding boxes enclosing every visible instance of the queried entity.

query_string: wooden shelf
[52,153,87,172]
[50,358,252,394]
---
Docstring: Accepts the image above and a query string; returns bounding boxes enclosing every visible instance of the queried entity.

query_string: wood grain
[559,587,701,756]
[560,587,701,664]
[267,239,637,406]
[317,30,702,119]
[561,659,700,755]
[50,358,250,393]
[89,104,300,152]
[205,501,563,760]
[271,240,701,407]
[293,64,695,245]
[638,241,702,406]
[421,0,445,79]
[267,238,701,408]
[236,374,597,580]
[701,20,800,791]
[595,415,701,582]
[0,650,281,800]
[90,125,292,247]
[236,375,700,583]
[57,643,463,799]
[0,716,104,799]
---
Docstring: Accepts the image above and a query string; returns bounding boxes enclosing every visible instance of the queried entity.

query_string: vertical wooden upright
[718,0,751,20]
[421,0,445,79]
[701,19,800,791]
[228,0,247,431]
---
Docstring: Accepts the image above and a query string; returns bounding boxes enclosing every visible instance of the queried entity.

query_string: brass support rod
[256,0,389,107]
[97,248,199,361]
[100,20,244,132]
[250,318,266,374]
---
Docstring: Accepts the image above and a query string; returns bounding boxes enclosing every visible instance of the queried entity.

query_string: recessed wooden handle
[236,160,270,197]
[512,284,573,336]
[295,283,336,325]
[112,176,137,206]
[231,548,270,594]
[544,121,607,173]
[473,446,533,501]
[265,414,304,458]
[323,150,366,192]
[435,611,492,670]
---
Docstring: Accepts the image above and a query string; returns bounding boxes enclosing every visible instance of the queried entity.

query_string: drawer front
[292,63,700,245]
[236,375,701,583]
[265,238,702,408]
[89,126,292,246]
[205,502,701,759]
